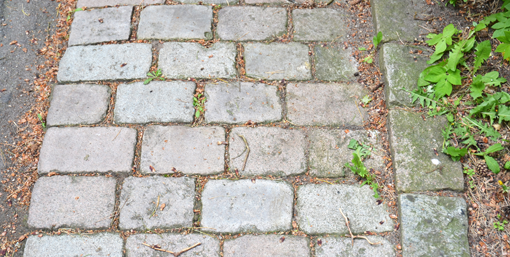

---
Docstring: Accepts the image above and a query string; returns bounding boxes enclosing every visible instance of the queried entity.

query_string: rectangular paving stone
[286,83,368,126]
[201,179,293,233]
[141,126,225,175]
[38,127,137,173]
[69,6,132,46]
[138,5,213,40]
[229,127,306,176]
[244,43,311,80]
[114,81,195,124]
[315,236,394,257]
[371,0,428,42]
[204,82,282,124]
[47,84,110,126]
[314,44,358,81]
[292,9,347,41]
[24,233,123,257]
[399,194,470,257]
[119,176,195,230]
[175,0,238,4]
[388,109,464,192]
[217,7,287,41]
[126,233,220,257]
[58,43,152,82]
[77,0,164,8]
[224,235,310,257]
[28,176,116,229]
[159,42,236,79]
[296,184,393,234]
[308,129,385,177]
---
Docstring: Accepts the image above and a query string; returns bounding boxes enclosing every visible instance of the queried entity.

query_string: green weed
[345,140,379,198]
[37,114,46,128]
[193,94,206,118]
[144,69,164,85]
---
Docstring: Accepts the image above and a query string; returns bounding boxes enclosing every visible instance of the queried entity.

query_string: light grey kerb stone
[57,43,152,82]
[371,0,428,42]
[292,9,347,41]
[244,43,311,80]
[138,5,213,40]
[77,0,164,8]
[217,7,287,41]
[119,176,195,230]
[69,6,132,46]
[315,236,394,257]
[47,84,110,126]
[204,82,282,124]
[27,176,116,229]
[201,179,294,233]
[38,127,137,173]
[114,81,195,124]
[296,184,393,234]
[126,233,220,257]
[24,233,123,257]
[224,235,310,257]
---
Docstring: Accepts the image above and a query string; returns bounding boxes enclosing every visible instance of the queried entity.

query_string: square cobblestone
[371,0,428,42]
[224,235,310,257]
[28,176,116,229]
[114,81,195,124]
[24,233,123,257]
[314,45,358,81]
[217,7,287,41]
[126,233,220,256]
[201,179,293,233]
[77,0,164,7]
[315,236,394,257]
[141,126,225,175]
[119,176,195,230]
[292,9,347,41]
[204,82,282,124]
[229,127,306,176]
[47,84,110,126]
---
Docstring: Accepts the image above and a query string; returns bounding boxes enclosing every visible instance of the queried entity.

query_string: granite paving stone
[27,176,116,229]
[38,127,137,173]
[201,179,293,233]
[399,194,470,257]
[204,82,282,124]
[126,233,220,257]
[296,184,393,234]
[308,129,385,177]
[286,83,368,126]
[138,5,213,40]
[229,127,306,176]
[217,7,287,41]
[175,0,238,4]
[57,43,152,82]
[388,109,464,192]
[24,233,123,257]
[47,84,110,126]
[77,0,164,7]
[68,6,132,46]
[315,236,394,257]
[114,81,195,124]
[119,176,195,230]
[159,42,236,79]
[141,126,225,174]
[224,235,310,257]
[314,45,358,81]
[292,9,347,41]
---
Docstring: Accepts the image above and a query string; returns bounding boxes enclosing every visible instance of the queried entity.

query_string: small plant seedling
[347,139,371,159]
[345,140,378,198]
[67,8,83,21]
[373,31,383,50]
[505,161,510,170]
[37,114,46,128]
[499,180,509,193]
[358,47,367,51]
[361,95,372,105]
[494,215,508,231]
[474,143,504,174]
[361,32,383,64]
[144,69,164,85]
[193,94,206,118]
[463,168,476,189]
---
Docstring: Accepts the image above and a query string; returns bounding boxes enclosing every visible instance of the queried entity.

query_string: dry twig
[238,134,250,171]
[142,242,201,257]
[339,207,381,246]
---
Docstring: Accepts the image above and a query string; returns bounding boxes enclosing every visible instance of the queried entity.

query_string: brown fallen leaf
[120,63,127,67]
[279,236,285,243]
[98,18,104,23]
[149,165,156,172]
[160,203,166,211]
[389,214,398,219]
[425,0,431,4]
[0,89,6,92]
[47,172,57,177]
[9,40,17,45]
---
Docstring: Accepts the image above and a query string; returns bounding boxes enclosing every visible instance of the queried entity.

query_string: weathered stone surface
[399,194,470,257]
[38,127,137,173]
[126,234,220,257]
[224,235,310,257]
[308,129,385,177]
[47,84,110,126]
[314,45,358,81]
[246,0,329,3]
[292,9,347,41]
[159,42,236,79]
[379,43,429,107]
[388,110,464,192]
[77,0,164,7]
[69,7,132,46]
[229,127,306,176]
[114,81,195,124]
[286,83,368,126]
[204,82,282,124]
[24,233,123,257]
[141,126,225,175]
[58,44,152,82]
[201,179,293,233]
[175,0,238,4]
[296,184,393,234]
[28,176,116,229]
[138,6,213,40]
[244,43,311,80]
[217,7,287,41]
[315,236,394,257]
[119,176,195,230]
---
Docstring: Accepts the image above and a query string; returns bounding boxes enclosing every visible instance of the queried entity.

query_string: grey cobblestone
[77,0,164,7]
[217,7,287,41]
[292,9,347,41]
[314,45,358,81]
[24,233,123,257]
[224,235,310,257]
[371,0,427,42]
[175,0,238,4]
[28,176,116,229]
[126,233,220,257]
[315,236,394,257]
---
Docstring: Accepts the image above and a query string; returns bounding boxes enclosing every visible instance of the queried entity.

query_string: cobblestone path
[24,0,470,256]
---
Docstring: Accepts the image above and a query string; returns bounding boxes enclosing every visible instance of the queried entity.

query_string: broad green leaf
[505,161,510,170]
[447,42,464,71]
[463,37,476,52]
[475,22,486,32]
[373,31,383,49]
[496,43,510,60]
[485,155,501,174]
[348,139,358,150]
[424,66,447,83]
[469,75,485,99]
[195,110,200,118]
[443,24,458,39]
[495,91,510,103]
[496,31,510,43]
[446,113,454,122]
[143,78,151,85]
[445,146,468,157]
[482,71,507,86]
[426,33,442,45]
[473,40,491,74]
[427,51,445,64]
[492,18,510,30]
[485,143,504,154]
[464,117,501,140]
[446,69,462,85]
[435,79,452,98]
[498,105,510,123]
